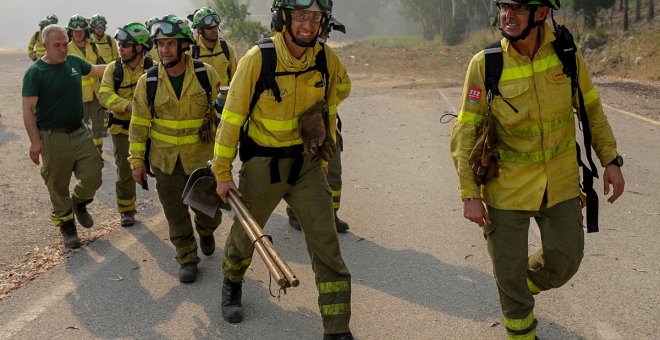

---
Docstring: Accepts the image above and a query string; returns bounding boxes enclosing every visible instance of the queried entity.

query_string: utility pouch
[468,112,500,185]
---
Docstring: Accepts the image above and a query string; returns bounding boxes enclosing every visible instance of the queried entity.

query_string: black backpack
[113,56,154,93]
[145,59,212,119]
[191,40,232,82]
[483,24,600,233]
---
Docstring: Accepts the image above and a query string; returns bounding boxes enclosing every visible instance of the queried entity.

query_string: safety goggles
[199,14,221,27]
[115,28,137,45]
[150,20,183,38]
[497,3,531,14]
[68,20,88,29]
[281,0,332,11]
[290,10,323,23]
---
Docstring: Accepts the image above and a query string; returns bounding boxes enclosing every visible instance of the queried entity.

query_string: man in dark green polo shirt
[22,24,107,249]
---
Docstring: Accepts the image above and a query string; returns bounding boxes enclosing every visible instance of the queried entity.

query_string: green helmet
[145,16,159,30]
[273,0,333,13]
[149,14,195,43]
[67,14,89,31]
[91,14,107,29]
[47,14,58,24]
[115,22,152,50]
[38,18,51,29]
[495,0,560,10]
[192,7,221,28]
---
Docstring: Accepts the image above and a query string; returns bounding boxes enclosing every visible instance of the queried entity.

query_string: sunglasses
[281,0,332,11]
[290,10,323,23]
[199,14,221,27]
[497,3,531,14]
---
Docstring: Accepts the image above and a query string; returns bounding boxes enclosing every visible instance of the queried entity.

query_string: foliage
[563,0,617,28]
[209,0,270,44]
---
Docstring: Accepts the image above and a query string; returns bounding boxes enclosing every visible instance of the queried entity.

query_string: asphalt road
[0,84,658,340]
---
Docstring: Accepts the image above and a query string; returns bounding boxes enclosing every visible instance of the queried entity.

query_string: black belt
[41,123,82,134]
[239,136,304,185]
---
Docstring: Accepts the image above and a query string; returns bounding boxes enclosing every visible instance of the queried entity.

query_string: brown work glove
[468,121,500,185]
[199,107,218,143]
[299,101,327,155]
[317,133,336,162]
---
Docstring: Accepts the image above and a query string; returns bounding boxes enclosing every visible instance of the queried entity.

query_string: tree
[635,0,642,21]
[649,0,655,21]
[624,0,629,30]
[209,0,269,44]
[566,0,616,28]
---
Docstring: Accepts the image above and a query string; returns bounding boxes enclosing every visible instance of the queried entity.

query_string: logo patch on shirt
[467,86,482,104]
[71,68,79,76]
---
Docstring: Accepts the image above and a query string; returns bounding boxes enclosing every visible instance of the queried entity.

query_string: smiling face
[498,3,549,38]
[289,9,322,44]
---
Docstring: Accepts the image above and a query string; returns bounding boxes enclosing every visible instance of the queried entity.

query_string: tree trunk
[649,0,655,21]
[635,0,641,21]
[624,0,629,30]
[619,0,624,10]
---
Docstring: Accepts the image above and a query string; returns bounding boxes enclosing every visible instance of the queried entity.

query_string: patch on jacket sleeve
[467,86,482,104]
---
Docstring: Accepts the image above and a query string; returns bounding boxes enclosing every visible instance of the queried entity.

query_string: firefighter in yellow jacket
[212,1,352,338]
[450,1,625,339]
[67,14,105,152]
[190,7,237,86]
[99,23,154,227]
[144,17,161,64]
[27,18,50,61]
[90,14,119,64]
[129,15,222,283]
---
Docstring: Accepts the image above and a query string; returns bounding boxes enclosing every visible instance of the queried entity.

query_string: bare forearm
[22,99,40,143]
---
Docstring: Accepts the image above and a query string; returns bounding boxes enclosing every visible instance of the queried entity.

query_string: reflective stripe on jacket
[211,33,351,182]
[450,22,618,210]
[68,40,101,102]
[128,55,220,175]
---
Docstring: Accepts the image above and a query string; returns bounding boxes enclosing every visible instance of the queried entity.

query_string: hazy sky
[0,0,201,50]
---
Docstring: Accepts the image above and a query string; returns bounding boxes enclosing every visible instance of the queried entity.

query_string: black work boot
[335,212,349,233]
[179,263,198,283]
[120,212,135,227]
[71,197,94,228]
[323,332,354,340]
[59,220,81,249]
[199,234,215,256]
[286,207,301,231]
[222,278,244,323]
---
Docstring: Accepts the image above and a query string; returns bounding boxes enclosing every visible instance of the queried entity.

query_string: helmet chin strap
[498,6,543,42]
[121,46,140,64]
[285,14,319,48]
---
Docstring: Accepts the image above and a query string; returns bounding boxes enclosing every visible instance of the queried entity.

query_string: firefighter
[27,18,51,61]
[144,17,161,64]
[450,1,625,338]
[212,1,353,338]
[66,14,106,153]
[22,24,106,248]
[129,15,222,283]
[98,22,154,227]
[90,14,118,63]
[190,7,237,86]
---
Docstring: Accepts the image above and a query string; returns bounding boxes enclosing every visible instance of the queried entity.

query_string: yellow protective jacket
[147,48,161,65]
[68,40,102,102]
[450,22,618,211]
[28,30,45,60]
[90,33,118,64]
[128,55,220,175]
[98,56,151,135]
[212,33,351,182]
[192,36,237,86]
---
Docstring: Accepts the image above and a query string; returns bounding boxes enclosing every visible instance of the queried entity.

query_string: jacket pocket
[492,79,530,128]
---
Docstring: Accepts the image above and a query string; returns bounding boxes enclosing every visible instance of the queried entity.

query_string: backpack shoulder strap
[33,31,40,43]
[483,41,503,104]
[249,38,279,114]
[113,58,124,93]
[89,41,104,64]
[315,42,329,100]
[144,56,154,70]
[145,65,159,118]
[106,35,112,47]
[192,59,212,107]
[220,39,232,82]
[191,45,200,60]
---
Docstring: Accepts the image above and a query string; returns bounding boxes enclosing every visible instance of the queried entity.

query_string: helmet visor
[200,14,221,27]
[150,20,181,38]
[281,0,331,11]
[69,20,88,29]
[115,28,137,44]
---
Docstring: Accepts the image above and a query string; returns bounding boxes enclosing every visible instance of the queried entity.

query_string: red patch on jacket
[467,86,482,104]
